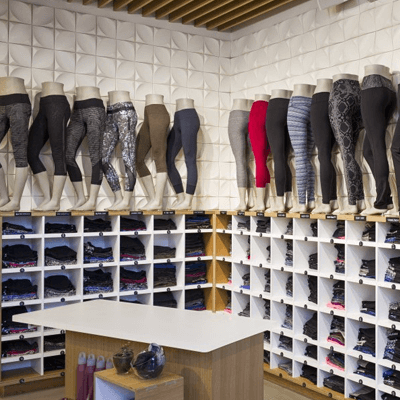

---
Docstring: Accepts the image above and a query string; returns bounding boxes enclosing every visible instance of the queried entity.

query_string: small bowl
[113,351,134,375]
[131,344,165,379]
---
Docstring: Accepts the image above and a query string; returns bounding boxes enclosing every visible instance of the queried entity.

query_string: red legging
[248,100,270,188]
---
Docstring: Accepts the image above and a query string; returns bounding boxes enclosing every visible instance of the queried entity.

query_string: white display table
[14,300,265,400]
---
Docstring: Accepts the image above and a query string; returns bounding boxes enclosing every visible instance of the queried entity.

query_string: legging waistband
[362,74,394,91]
[73,98,104,110]
[40,95,69,105]
[268,97,290,108]
[0,93,30,107]
[311,92,330,104]
[107,102,135,114]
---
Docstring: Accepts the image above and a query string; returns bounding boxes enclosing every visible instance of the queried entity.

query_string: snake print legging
[102,102,137,193]
[328,79,364,206]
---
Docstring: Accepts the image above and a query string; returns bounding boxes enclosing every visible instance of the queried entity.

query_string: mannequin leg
[107,190,123,210]
[143,172,167,211]
[137,175,155,210]
[33,171,51,210]
[110,190,133,211]
[170,193,185,209]
[235,188,248,211]
[250,187,266,211]
[0,168,9,206]
[75,184,100,211]
[68,181,86,210]
[40,175,67,211]
[0,167,29,211]
[174,194,194,210]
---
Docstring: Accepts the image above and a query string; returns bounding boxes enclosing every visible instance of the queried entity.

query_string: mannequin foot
[73,200,97,211]
[142,199,162,211]
[361,207,386,216]
[235,202,248,211]
[289,204,308,213]
[39,200,61,211]
[0,197,10,208]
[0,200,21,212]
[357,200,366,212]
[249,202,265,212]
[174,199,193,210]
[68,198,86,211]
[34,198,52,211]
[248,189,255,209]
[386,207,400,215]
[285,193,293,209]
[334,204,358,215]
[330,200,339,211]
[308,201,315,211]
[311,204,332,214]
[109,200,130,211]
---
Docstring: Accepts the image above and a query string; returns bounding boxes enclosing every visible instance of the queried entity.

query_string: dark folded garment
[120,217,146,231]
[44,334,65,351]
[2,340,39,358]
[3,244,38,268]
[44,355,65,371]
[154,246,176,259]
[45,222,77,233]
[154,291,177,308]
[1,306,37,335]
[84,242,114,263]
[84,217,112,232]
[323,375,344,394]
[185,216,211,229]
[154,218,177,230]
[120,236,146,261]
[45,246,77,266]
[301,364,317,384]
[3,222,33,235]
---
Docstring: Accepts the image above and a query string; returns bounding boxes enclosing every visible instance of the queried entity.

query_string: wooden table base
[65,331,264,400]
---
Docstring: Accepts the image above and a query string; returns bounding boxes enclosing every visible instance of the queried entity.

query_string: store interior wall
[0,0,398,211]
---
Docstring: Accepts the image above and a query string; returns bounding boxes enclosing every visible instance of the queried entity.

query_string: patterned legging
[329,79,364,206]
[287,96,315,205]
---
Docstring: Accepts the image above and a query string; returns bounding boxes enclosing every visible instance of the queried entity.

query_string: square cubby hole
[214,288,231,313]
[271,300,293,333]
[44,237,81,267]
[271,217,293,237]
[271,269,293,303]
[215,260,231,287]
[377,220,400,245]
[251,265,270,295]
[293,218,317,239]
[44,215,82,236]
[347,281,375,323]
[2,237,43,269]
[319,347,345,378]
[232,263,250,291]
[232,291,250,317]
[347,320,376,361]
[319,242,345,279]
[232,215,250,233]
[377,247,400,287]
[271,331,293,355]
[231,234,250,264]
[119,263,151,293]
[270,353,292,376]
[293,360,317,383]
[153,261,183,290]
[347,220,376,244]
[3,215,43,237]
[319,370,344,398]
[347,245,376,284]
[319,277,345,314]
[377,364,400,398]
[120,293,151,305]
[120,234,151,264]
[251,236,271,267]
[270,238,290,269]
[293,273,318,310]
[2,271,42,305]
[293,306,318,344]
[348,354,376,388]
[345,379,375,399]
[83,236,118,265]
[119,214,151,234]
[154,234,183,261]
[318,219,346,242]
[377,286,400,329]
[83,215,117,234]
[250,296,270,322]
[293,339,318,368]
[154,214,183,232]
[153,289,184,309]
[293,240,317,273]
[215,213,231,231]
[319,311,345,352]
[83,266,117,297]
[43,270,81,301]
[251,215,271,234]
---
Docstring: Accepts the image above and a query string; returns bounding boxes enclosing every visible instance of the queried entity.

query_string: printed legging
[287,96,315,205]
[66,98,106,186]
[248,100,270,188]
[329,79,364,206]
[102,102,137,193]
[391,84,400,202]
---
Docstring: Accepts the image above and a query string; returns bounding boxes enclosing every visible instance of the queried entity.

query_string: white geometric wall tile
[76,13,96,35]
[231,37,245,57]
[76,33,96,55]
[33,48,54,70]
[154,46,171,66]
[97,77,116,96]
[276,60,291,81]
[315,48,330,70]
[371,52,393,70]
[375,3,392,30]
[153,84,170,103]
[9,44,31,67]
[116,60,135,80]
[135,62,152,83]
[76,73,96,88]
[170,86,187,103]
[171,68,187,87]
[187,88,204,107]
[136,43,153,64]
[315,25,330,49]
[315,7,331,27]
[277,19,292,40]
[203,109,218,127]
[97,57,116,78]
[154,28,171,48]
[344,39,360,63]
[0,0,7,21]
[204,37,219,56]
[204,55,219,73]
[0,20,7,42]
[136,24,153,45]
[32,68,54,90]
[117,40,135,61]
[329,20,345,45]
[9,66,31,88]
[220,75,230,93]
[33,5,54,28]
[55,50,74,73]
[76,54,95,75]
[97,37,116,58]
[117,21,135,41]
[302,9,316,32]
[55,30,75,52]
[253,30,267,51]
[359,9,376,34]
[9,1,31,25]
[204,92,219,110]
[302,51,317,73]
[55,9,75,31]
[153,65,170,85]
[135,82,153,101]
[9,22,31,46]
[342,0,359,17]
[375,27,393,53]
[33,26,54,49]
[244,33,259,53]
[187,34,203,53]
[343,15,360,40]
[219,58,231,75]
[357,33,376,59]
[171,31,187,50]
[97,16,116,38]
[204,73,219,91]
[116,79,135,98]
[219,39,231,58]
[188,52,203,71]
[0,42,7,64]
[392,25,400,50]
[171,49,188,69]
[188,71,204,89]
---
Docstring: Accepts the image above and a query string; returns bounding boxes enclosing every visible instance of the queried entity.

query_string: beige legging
[136,104,170,177]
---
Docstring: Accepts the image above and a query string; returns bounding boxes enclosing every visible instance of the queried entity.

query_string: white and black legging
[166,108,200,195]
[66,99,106,186]
[328,79,364,206]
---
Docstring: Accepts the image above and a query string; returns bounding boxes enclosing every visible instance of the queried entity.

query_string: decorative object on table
[76,352,86,400]
[131,343,166,379]
[113,344,134,374]
[84,354,96,400]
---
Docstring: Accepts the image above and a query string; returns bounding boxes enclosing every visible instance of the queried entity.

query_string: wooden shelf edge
[0,368,65,386]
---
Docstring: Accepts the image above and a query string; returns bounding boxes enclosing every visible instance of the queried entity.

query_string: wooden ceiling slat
[127,0,154,13]
[218,0,294,30]
[98,0,113,7]
[82,0,96,4]
[156,0,193,19]
[113,0,134,10]
[142,0,175,16]
[194,0,253,27]
[169,0,213,22]
[182,0,234,25]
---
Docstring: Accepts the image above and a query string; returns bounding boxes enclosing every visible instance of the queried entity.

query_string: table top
[14,300,266,352]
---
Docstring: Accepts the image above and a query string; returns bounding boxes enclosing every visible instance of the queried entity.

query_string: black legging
[167,108,200,195]
[266,98,292,196]
[391,84,400,203]
[28,95,71,176]
[361,78,396,209]
[310,92,337,205]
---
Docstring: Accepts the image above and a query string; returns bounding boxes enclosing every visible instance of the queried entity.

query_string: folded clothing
[361,300,375,316]
[327,280,345,310]
[308,252,318,270]
[154,263,177,288]
[83,268,113,294]
[384,368,400,390]
[120,236,146,261]
[185,233,205,257]
[45,222,77,234]
[84,242,114,263]
[353,327,375,357]
[237,220,250,231]
[305,344,317,360]
[44,334,65,351]
[278,361,292,376]
[328,316,345,346]
[2,244,38,269]
[384,329,400,363]
[285,240,293,267]
[303,312,317,340]
[264,331,270,343]
[240,272,250,290]
[360,259,376,279]
[185,216,211,229]
[263,300,270,320]
[310,222,318,237]
[385,222,400,244]
[334,243,345,274]
[326,350,345,371]
[120,217,146,231]
[301,364,317,384]
[323,375,344,394]
[154,218,177,231]
[362,222,375,242]
[278,334,292,352]
[332,221,345,239]
[185,289,206,311]
[256,219,270,233]
[285,220,293,235]
[264,350,270,364]
[185,262,207,285]
[44,355,65,371]
[281,305,292,330]
[354,360,375,380]
[308,275,317,304]
[154,291,177,308]
[238,302,250,317]
[2,278,38,302]
[349,387,375,400]
[120,268,147,291]
[3,222,33,235]
[267,245,271,263]
[154,245,176,260]
[264,270,270,292]
[45,246,77,266]
[44,275,76,298]
[385,257,400,283]
[286,275,292,297]
[84,217,111,232]
[2,306,37,336]
[2,340,38,358]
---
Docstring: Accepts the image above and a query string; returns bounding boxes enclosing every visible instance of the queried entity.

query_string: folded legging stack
[361,74,396,209]
[238,220,251,231]
[323,375,344,394]
[264,350,270,364]
[310,91,337,205]
[248,100,270,188]
[2,244,38,269]
[185,262,207,285]
[285,220,293,235]
[238,302,250,317]
[45,246,77,266]
[286,275,292,297]
[0,93,31,169]
[303,312,318,340]
[167,108,200,195]
[384,369,400,390]
[278,361,292,376]
[332,221,345,239]
[334,244,345,274]
[264,300,270,319]
[353,327,376,356]
[44,275,76,298]
[136,104,170,178]
[28,95,71,178]
[2,222,33,235]
[1,340,38,358]
[389,302,400,322]
[329,78,364,206]
[102,102,137,193]
[392,84,400,201]
[360,259,375,279]
[327,280,345,310]
[326,350,345,371]
[84,217,112,232]
[154,264,176,288]
[84,242,114,263]
[328,316,345,346]
[2,278,38,302]
[282,305,292,329]
[256,219,270,233]
[120,217,146,231]
[120,268,147,291]
[301,365,317,385]
[120,236,146,261]
[45,222,77,233]
[185,233,205,257]
[154,246,176,259]
[354,360,375,379]
[154,218,177,231]
[228,109,254,190]
[285,240,293,266]
[385,222,400,244]
[153,291,177,308]
[266,98,292,197]
[308,253,318,270]
[361,301,375,316]
[311,221,318,237]
[83,268,113,294]
[305,344,317,360]
[264,331,270,343]
[185,289,206,311]
[287,96,315,205]
[44,355,65,372]
[349,387,375,400]
[264,270,270,292]
[66,98,106,185]
[362,222,375,242]
[2,306,37,335]
[278,334,292,351]
[240,272,250,289]
[44,334,65,351]
[308,275,317,303]
[385,257,400,283]
[185,216,211,229]
[384,329,400,363]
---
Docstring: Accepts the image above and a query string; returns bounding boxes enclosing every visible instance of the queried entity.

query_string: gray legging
[228,110,254,189]
[166,108,200,195]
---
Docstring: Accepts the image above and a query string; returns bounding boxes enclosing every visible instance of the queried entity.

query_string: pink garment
[76,363,86,400]
[327,338,345,346]
[326,357,345,371]
[84,364,96,400]
[326,302,345,310]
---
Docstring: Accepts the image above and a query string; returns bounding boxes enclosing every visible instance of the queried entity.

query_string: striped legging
[287,96,315,205]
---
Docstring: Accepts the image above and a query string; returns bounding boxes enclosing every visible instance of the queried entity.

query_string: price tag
[355,215,366,221]
[95,211,108,216]
[387,217,399,223]
[220,211,227,215]
[194,211,205,215]
[56,212,71,216]
[15,212,31,216]
[277,213,286,218]
[238,211,245,216]
[257,212,264,217]
[130,211,143,215]
[300,214,310,219]
[326,215,337,220]
[163,211,175,215]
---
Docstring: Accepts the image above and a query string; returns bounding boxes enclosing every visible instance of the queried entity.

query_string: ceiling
[67,0,297,31]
